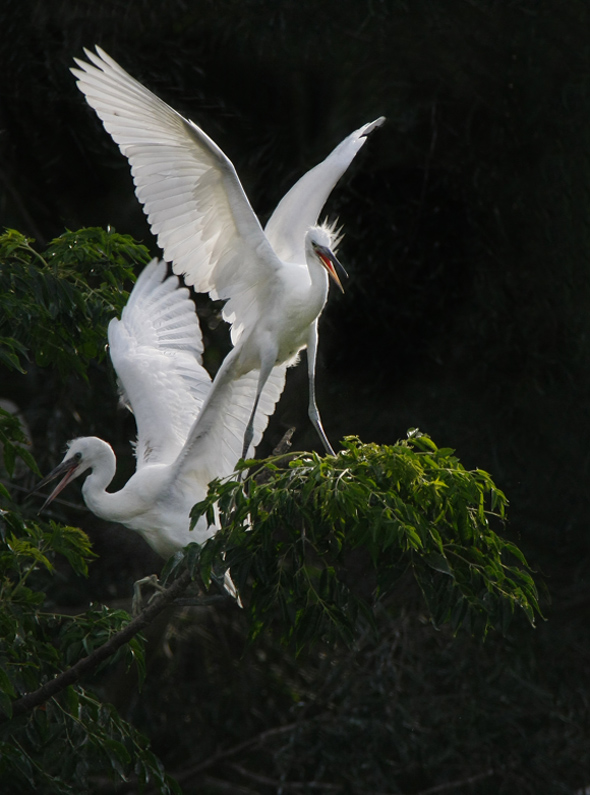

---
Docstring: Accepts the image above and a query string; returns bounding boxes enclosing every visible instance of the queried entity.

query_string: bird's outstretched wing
[72,47,280,343]
[108,259,211,468]
[264,117,385,263]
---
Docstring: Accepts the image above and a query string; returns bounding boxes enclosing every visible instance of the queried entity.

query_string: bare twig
[230,764,495,795]
[175,760,494,795]
[415,769,495,795]
[3,568,193,722]
[202,776,260,795]
[173,721,301,783]
[230,763,341,790]
[114,719,305,794]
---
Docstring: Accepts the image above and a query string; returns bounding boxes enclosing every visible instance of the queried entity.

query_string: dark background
[1,1,590,792]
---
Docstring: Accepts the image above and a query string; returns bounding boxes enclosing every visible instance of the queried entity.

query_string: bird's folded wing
[264,117,385,263]
[72,46,279,341]
[108,259,211,468]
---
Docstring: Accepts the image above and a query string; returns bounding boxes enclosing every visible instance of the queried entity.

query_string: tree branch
[177,755,494,795]
[228,764,495,795]
[414,769,495,795]
[173,721,302,783]
[117,720,304,795]
[3,568,193,722]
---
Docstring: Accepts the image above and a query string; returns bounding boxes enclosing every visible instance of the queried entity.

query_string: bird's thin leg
[306,322,335,456]
[242,400,259,461]
[241,353,276,461]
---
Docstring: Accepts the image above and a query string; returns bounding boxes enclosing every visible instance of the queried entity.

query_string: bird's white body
[71,47,384,456]
[78,441,209,558]
[37,260,285,559]
[225,239,329,373]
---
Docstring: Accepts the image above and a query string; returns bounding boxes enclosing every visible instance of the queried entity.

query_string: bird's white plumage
[71,47,383,457]
[110,259,286,478]
[71,46,279,347]
[71,47,383,341]
[109,260,210,467]
[37,260,286,559]
[264,118,385,264]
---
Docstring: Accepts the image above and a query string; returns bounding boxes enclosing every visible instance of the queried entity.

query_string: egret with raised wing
[33,259,285,559]
[71,47,384,456]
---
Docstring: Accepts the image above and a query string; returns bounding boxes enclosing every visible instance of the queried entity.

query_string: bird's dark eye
[73,452,82,463]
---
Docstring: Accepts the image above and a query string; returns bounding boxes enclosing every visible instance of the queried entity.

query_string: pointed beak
[314,244,348,294]
[30,457,81,512]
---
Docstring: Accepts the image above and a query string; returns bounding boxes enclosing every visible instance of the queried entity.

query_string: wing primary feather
[108,259,212,468]
[72,46,283,346]
[265,116,385,263]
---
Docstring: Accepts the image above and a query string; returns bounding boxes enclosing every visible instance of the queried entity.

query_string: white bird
[33,258,285,559]
[71,46,384,457]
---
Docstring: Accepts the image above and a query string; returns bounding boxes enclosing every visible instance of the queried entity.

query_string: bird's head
[31,437,103,511]
[307,226,348,294]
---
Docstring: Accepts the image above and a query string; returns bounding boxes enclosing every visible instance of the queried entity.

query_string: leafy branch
[1,567,193,723]
[189,433,541,648]
[0,227,149,377]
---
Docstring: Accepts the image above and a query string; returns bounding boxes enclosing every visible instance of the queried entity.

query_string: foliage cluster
[0,228,174,793]
[0,227,147,376]
[190,435,539,649]
[0,475,178,794]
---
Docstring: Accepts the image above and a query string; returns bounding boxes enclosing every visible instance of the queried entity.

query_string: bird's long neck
[80,441,119,520]
[304,250,330,316]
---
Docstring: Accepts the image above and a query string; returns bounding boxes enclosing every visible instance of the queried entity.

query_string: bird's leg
[132,573,166,615]
[241,398,259,462]
[306,322,336,456]
[241,352,277,461]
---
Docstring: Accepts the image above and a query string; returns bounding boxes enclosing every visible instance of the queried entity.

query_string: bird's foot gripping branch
[189,433,541,649]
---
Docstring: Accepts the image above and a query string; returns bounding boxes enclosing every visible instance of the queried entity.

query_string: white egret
[71,47,384,456]
[33,258,285,559]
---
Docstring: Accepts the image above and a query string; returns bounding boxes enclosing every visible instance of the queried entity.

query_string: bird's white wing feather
[171,363,288,493]
[108,259,211,468]
[221,365,288,467]
[72,46,280,342]
[264,117,385,263]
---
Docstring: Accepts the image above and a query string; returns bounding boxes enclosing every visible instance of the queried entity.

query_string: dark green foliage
[0,227,148,376]
[0,692,178,795]
[0,406,39,478]
[189,435,539,650]
[0,442,179,794]
[0,232,177,794]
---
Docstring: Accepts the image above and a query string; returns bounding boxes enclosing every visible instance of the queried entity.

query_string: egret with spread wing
[34,259,285,559]
[71,47,384,456]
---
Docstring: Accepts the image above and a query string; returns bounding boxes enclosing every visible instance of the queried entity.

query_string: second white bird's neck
[79,439,124,522]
